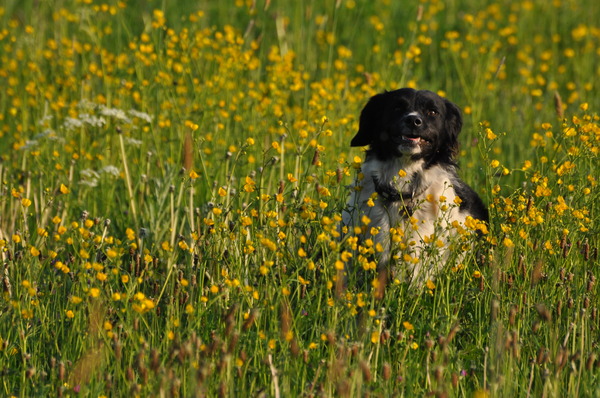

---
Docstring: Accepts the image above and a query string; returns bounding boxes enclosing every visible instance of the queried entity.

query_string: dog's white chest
[342,158,469,283]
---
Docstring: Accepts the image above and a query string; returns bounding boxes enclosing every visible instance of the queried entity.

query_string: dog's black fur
[342,88,488,283]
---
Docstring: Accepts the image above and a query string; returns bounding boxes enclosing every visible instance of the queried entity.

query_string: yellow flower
[503,238,515,248]
[134,292,146,301]
[318,187,331,196]
[485,128,497,140]
[21,198,32,207]
[133,298,155,314]
[125,228,136,240]
[59,184,70,194]
[185,120,199,131]
[89,288,101,298]
[178,240,189,250]
[260,238,276,251]
[53,261,68,273]
[403,321,414,331]
[66,310,75,319]
[426,280,436,290]
[96,272,108,282]
[284,330,294,342]
[244,176,256,192]
[371,331,380,344]
[106,248,118,259]
[79,248,90,259]
[30,246,40,257]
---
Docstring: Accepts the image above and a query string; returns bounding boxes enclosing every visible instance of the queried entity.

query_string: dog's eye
[426,109,439,117]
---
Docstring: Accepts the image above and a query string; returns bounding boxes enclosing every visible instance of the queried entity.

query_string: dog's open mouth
[400,135,428,144]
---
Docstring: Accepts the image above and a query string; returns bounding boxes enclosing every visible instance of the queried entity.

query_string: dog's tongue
[402,136,421,143]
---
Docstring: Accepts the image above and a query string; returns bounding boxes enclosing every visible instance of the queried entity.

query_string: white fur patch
[342,157,473,285]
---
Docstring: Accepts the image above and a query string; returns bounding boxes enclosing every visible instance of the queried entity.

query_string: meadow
[0,0,599,396]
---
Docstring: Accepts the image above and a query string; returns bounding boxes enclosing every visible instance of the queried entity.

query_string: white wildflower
[125,137,143,146]
[79,179,99,188]
[80,169,100,180]
[100,165,120,176]
[100,106,131,123]
[64,117,84,130]
[78,113,106,127]
[128,109,153,123]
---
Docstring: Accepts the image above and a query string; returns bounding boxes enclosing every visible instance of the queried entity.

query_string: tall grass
[0,0,599,396]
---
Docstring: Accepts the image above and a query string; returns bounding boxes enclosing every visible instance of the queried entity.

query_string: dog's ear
[443,99,462,158]
[351,93,388,147]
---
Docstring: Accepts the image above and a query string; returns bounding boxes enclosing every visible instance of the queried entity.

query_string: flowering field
[1,0,599,396]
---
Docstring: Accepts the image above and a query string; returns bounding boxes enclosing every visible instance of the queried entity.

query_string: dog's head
[351,88,462,164]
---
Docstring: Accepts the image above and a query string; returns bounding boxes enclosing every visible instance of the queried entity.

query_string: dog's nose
[405,114,423,127]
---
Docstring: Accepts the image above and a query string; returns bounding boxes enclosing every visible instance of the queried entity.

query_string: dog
[341,88,488,285]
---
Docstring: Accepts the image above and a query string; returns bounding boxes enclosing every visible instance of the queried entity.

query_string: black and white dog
[342,88,488,285]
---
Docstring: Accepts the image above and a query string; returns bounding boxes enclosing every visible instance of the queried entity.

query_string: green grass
[0,0,599,396]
